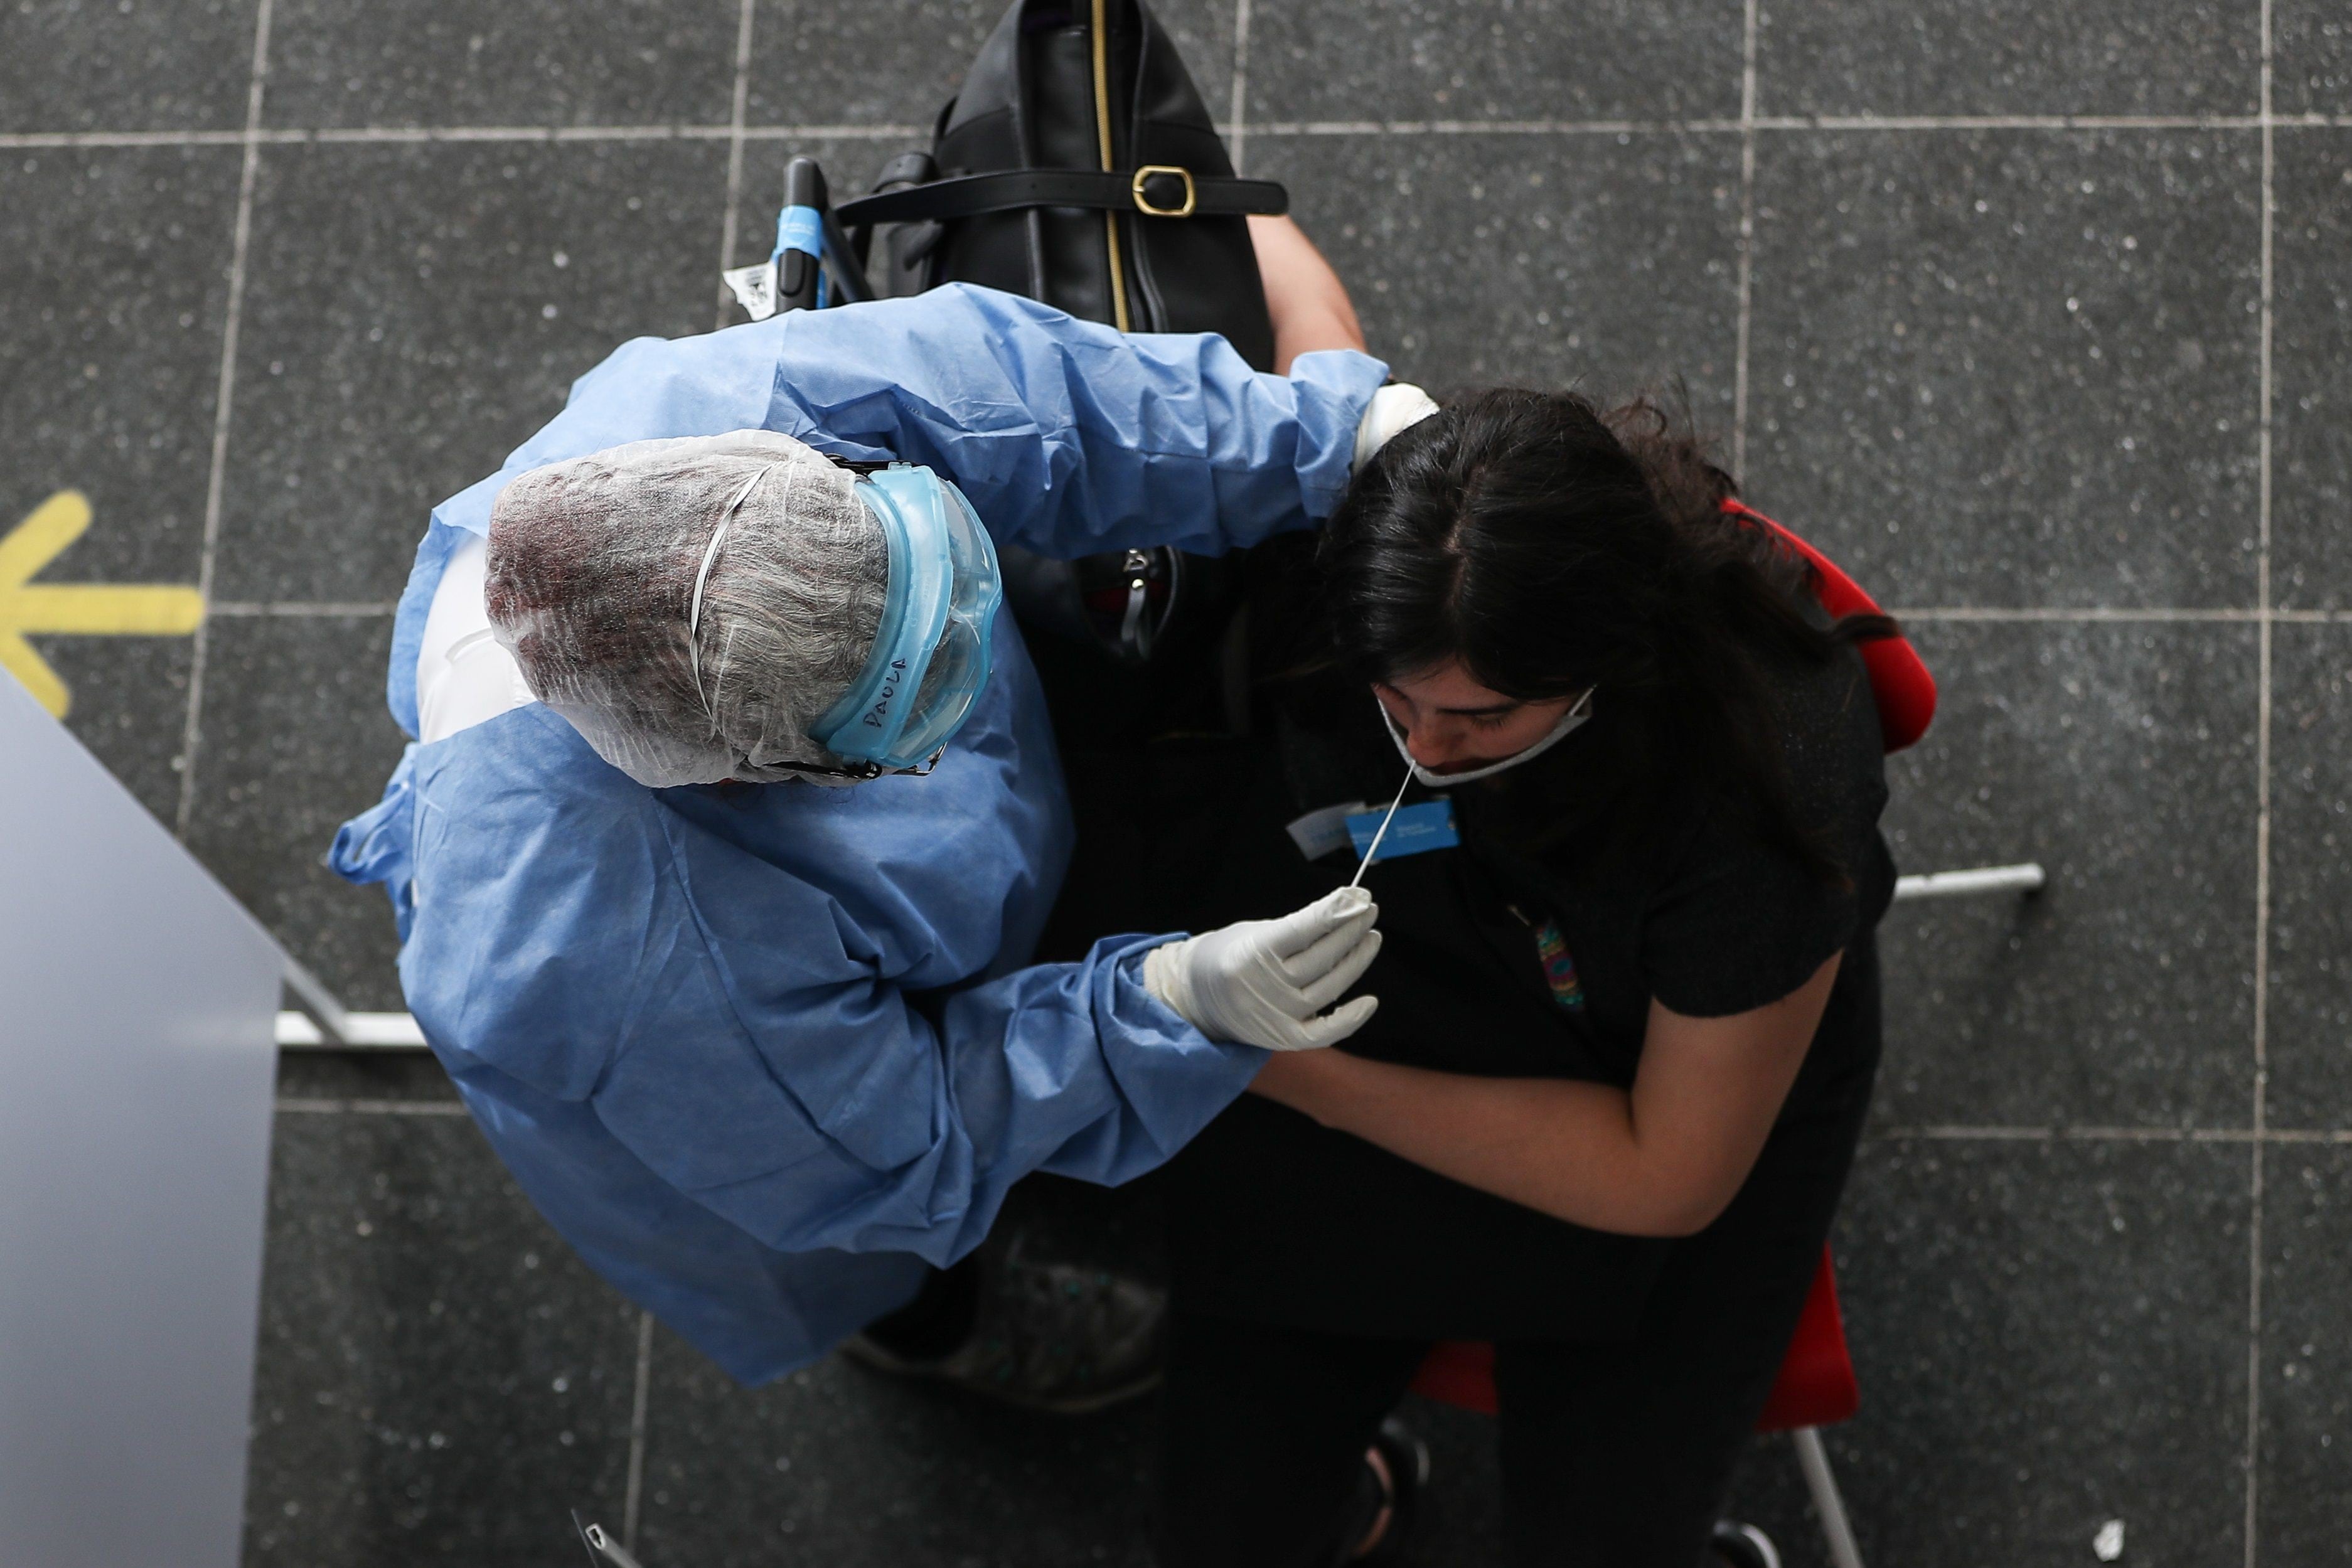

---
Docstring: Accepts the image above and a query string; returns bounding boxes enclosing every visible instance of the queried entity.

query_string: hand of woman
[1248,215,1366,373]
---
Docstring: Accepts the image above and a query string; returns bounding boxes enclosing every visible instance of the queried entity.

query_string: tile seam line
[1888,607,2348,622]
[2246,1,2275,1559]
[19,114,2352,152]
[208,600,398,616]
[1868,1127,2352,1144]
[1229,0,1252,176]
[1243,114,2307,135]
[196,602,2352,622]
[272,1097,469,1116]
[1729,0,1759,477]
[0,124,929,150]
[712,0,759,331]
[173,0,272,841]
[1895,606,2272,622]
[623,1309,655,1549]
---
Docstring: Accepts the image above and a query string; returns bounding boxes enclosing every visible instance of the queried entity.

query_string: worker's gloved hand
[1352,382,1441,470]
[1141,887,1382,1052]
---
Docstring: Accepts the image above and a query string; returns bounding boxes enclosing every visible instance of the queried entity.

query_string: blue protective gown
[330,285,1389,1384]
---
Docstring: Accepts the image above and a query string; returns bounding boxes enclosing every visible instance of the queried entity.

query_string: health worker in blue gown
[330,284,1392,1385]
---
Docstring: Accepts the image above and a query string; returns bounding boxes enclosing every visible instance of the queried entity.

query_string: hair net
[485,430,887,787]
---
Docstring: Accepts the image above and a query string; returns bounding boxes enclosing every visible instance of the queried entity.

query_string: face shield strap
[738,747,944,784]
[686,463,783,724]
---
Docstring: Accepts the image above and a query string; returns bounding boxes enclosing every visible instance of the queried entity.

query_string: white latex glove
[1352,381,1441,470]
[1141,887,1382,1052]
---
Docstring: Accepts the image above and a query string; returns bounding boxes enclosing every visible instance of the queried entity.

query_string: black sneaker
[1711,1521,1784,1568]
[841,1245,1165,1415]
[1348,1415,1430,1563]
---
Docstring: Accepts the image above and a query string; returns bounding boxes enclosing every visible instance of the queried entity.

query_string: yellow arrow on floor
[0,490,206,717]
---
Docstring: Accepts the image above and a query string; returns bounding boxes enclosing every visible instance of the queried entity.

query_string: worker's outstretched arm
[388,705,1262,1272]
[754,284,1389,557]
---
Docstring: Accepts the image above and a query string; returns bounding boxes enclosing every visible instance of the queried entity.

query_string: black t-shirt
[1160,580,1895,1339]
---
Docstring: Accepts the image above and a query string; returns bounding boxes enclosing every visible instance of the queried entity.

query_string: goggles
[811,463,1005,772]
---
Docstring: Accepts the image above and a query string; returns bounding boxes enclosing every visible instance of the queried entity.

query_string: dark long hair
[1316,387,1896,882]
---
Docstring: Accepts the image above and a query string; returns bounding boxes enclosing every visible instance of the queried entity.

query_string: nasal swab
[1346,769,1414,890]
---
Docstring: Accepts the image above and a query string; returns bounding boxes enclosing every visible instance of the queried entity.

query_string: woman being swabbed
[1153,219,1900,1568]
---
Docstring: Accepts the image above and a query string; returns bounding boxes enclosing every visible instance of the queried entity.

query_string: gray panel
[182,614,409,1012]
[28,634,195,829]
[244,1108,641,1567]
[2273,129,2352,612]
[0,0,259,133]
[747,0,1234,132]
[1746,130,2261,611]
[0,671,282,1568]
[1243,0,1743,124]
[2274,3,2352,117]
[636,1337,1158,1568]
[1248,131,1740,406]
[2258,1146,2352,1565]
[0,145,242,805]
[1874,621,2258,1130]
[262,0,739,129]
[1755,0,2259,117]
[639,1338,1519,1568]
[276,1047,461,1103]
[216,139,729,605]
[0,146,240,584]
[1821,1138,2250,1565]
[2265,624,2352,1130]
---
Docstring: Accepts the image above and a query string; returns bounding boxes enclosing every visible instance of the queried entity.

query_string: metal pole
[274,860,2051,1052]
[1891,861,2045,902]
[1792,1426,1866,1568]
[278,952,352,1046]
[274,1010,425,1049]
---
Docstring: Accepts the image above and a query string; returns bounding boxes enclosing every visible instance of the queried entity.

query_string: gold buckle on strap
[1131,165,1197,218]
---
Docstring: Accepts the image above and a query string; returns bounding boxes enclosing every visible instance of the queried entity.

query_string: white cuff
[1351,382,1441,471]
[1140,937,1195,1028]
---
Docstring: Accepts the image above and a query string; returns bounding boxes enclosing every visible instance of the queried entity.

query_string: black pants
[1154,1074,1872,1568]
[1156,1315,1773,1568]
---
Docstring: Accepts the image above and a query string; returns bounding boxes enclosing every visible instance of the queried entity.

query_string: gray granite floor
[4,0,2347,1562]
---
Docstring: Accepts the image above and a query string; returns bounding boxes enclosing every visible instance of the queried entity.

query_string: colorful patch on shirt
[1532,919,1585,1011]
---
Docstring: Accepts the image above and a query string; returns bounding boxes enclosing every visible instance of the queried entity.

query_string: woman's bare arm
[1249,214,1366,372]
[1248,952,1841,1237]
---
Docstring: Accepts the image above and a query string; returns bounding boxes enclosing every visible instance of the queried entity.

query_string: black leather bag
[840,0,1286,368]
[839,0,1284,718]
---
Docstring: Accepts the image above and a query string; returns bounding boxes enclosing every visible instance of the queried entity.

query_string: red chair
[1409,1246,1867,1568]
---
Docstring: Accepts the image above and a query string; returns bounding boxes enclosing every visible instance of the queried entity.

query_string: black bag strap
[837,166,1287,228]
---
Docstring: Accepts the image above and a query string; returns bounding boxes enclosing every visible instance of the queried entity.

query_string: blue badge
[1345,798,1460,865]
